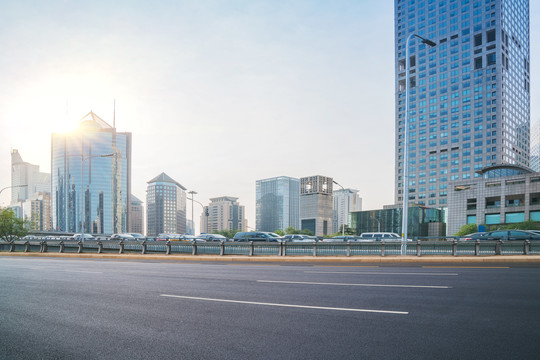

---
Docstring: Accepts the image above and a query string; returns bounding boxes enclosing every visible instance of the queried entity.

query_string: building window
[485,214,500,225]
[505,212,524,224]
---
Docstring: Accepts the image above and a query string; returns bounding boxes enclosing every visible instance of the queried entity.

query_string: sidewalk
[2,252,540,264]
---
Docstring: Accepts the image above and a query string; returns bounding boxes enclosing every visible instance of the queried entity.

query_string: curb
[2,252,540,263]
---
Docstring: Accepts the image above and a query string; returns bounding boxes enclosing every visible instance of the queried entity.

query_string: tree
[284,226,300,235]
[454,223,478,236]
[0,208,28,242]
[300,229,314,236]
[274,229,285,236]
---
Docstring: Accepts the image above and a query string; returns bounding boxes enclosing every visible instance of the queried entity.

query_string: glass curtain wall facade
[51,112,131,234]
[394,0,530,210]
[146,173,187,237]
[256,176,300,232]
[350,206,444,237]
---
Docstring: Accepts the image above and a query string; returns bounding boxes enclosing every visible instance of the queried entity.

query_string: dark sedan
[464,230,540,241]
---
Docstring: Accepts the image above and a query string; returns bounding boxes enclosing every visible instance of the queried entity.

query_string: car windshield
[268,233,280,238]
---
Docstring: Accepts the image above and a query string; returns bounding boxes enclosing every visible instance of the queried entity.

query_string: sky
[0,0,539,234]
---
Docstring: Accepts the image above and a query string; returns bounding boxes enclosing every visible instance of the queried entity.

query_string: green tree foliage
[454,223,478,236]
[285,226,299,235]
[0,208,28,242]
[273,227,314,236]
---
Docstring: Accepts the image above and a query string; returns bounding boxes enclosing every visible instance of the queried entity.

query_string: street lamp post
[187,195,204,235]
[0,184,28,199]
[333,180,346,237]
[401,34,436,255]
[371,216,381,232]
[188,191,197,235]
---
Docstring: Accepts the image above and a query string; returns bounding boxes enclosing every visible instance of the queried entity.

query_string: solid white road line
[257,280,451,289]
[160,294,408,314]
[305,271,459,276]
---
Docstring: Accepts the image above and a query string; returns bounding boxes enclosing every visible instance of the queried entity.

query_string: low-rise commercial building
[350,204,445,238]
[448,165,540,235]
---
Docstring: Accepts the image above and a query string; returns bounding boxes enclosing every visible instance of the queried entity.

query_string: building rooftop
[147,172,187,190]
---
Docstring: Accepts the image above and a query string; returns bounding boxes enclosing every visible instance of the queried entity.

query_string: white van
[359,232,401,241]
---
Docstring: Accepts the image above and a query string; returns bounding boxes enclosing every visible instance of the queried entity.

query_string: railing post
[452,240,457,257]
[249,241,254,256]
[25,241,30,253]
[59,241,64,253]
[119,241,124,254]
[220,241,224,256]
[142,240,147,254]
[416,240,421,257]
[191,240,197,255]
[282,241,287,256]
[524,240,530,255]
[313,241,317,257]
[346,240,350,257]
[166,241,171,255]
[475,240,480,256]
[97,241,103,254]
[77,241,83,254]
[495,240,502,255]
[381,241,385,257]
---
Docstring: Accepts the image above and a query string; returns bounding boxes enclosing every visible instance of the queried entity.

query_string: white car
[70,234,96,241]
[110,233,135,241]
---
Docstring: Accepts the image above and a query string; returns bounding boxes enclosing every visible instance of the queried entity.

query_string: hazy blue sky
[1,1,538,232]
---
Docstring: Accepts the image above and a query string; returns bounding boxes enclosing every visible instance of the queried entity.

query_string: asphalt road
[1,257,540,360]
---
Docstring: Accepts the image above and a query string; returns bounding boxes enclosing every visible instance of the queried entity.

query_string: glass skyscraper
[256,176,300,232]
[51,112,131,234]
[146,172,187,237]
[394,0,530,209]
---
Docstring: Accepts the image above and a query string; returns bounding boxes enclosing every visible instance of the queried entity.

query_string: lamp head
[421,38,437,47]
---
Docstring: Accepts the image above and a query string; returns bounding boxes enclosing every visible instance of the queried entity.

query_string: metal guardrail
[1,238,540,256]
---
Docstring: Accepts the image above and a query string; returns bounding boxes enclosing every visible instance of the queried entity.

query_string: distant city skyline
[1,1,538,233]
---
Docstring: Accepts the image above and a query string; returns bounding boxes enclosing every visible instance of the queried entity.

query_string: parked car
[282,234,317,242]
[156,234,182,241]
[463,230,540,241]
[197,234,229,242]
[322,235,359,242]
[233,232,282,242]
[359,232,401,241]
[110,233,135,241]
[69,234,96,241]
[128,233,147,241]
[180,235,206,242]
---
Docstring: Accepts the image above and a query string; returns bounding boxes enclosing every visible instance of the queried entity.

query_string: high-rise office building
[146,172,186,237]
[256,176,300,232]
[51,111,132,234]
[11,149,50,204]
[530,119,540,172]
[394,0,530,209]
[201,196,246,233]
[299,175,333,236]
[332,188,362,233]
[129,195,144,235]
[21,192,52,231]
